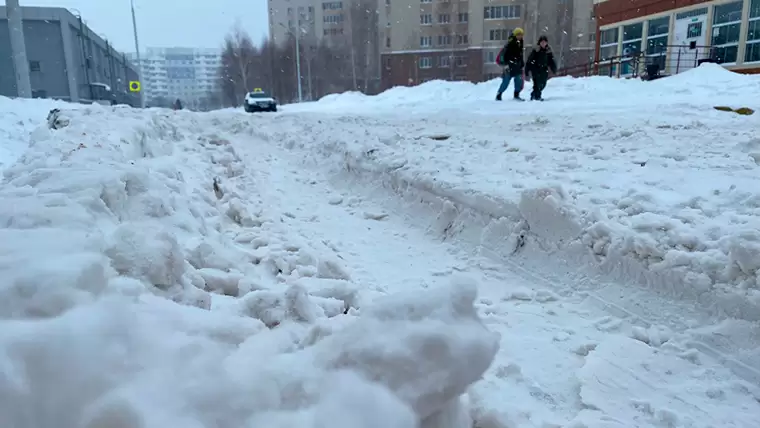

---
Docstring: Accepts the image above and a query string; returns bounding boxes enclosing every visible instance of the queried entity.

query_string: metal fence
[556,45,719,80]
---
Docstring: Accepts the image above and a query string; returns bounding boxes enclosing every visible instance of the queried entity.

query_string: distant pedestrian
[495,27,525,101]
[173,99,183,110]
[525,35,557,101]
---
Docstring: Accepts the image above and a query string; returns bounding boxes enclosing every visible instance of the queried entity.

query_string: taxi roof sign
[252,88,263,93]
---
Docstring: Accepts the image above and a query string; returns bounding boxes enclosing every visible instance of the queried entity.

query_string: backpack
[496,45,507,66]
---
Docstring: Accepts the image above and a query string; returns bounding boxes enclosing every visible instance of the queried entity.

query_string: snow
[276,64,760,321]
[1,62,760,428]
[0,103,498,426]
[0,96,73,171]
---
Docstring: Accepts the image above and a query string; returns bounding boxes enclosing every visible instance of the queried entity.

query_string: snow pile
[252,67,760,320]
[285,63,758,114]
[0,105,499,426]
[0,96,75,170]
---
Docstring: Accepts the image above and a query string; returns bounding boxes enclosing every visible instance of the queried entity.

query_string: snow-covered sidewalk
[231,124,760,427]
[0,103,498,427]
[264,65,760,322]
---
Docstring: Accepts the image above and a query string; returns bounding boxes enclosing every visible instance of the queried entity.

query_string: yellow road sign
[129,81,141,92]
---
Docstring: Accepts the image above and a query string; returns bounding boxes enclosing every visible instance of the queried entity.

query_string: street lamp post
[279,23,303,103]
[130,0,145,107]
[6,0,32,98]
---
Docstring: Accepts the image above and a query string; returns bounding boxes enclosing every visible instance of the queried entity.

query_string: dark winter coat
[526,45,557,78]
[500,35,524,77]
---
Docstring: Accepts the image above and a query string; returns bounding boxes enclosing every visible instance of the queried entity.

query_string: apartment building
[594,0,760,75]
[268,0,365,46]
[268,0,318,45]
[126,47,221,107]
[380,0,597,90]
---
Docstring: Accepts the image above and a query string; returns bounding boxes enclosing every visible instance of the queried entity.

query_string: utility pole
[295,28,303,102]
[7,0,32,98]
[130,0,145,107]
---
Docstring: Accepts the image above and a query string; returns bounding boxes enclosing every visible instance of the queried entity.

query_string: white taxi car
[244,88,277,113]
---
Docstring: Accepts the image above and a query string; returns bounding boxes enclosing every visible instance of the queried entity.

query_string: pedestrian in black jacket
[525,35,557,101]
[495,27,525,101]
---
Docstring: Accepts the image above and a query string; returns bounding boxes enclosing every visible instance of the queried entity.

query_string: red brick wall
[380,50,485,90]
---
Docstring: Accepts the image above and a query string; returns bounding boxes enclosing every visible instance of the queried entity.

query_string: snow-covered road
[235,108,760,427]
[1,64,760,427]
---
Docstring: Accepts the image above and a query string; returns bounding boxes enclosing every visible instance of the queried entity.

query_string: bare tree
[345,0,381,93]
[215,23,380,107]
[219,28,258,106]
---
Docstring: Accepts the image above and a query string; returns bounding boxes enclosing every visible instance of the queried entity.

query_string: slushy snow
[1,63,759,428]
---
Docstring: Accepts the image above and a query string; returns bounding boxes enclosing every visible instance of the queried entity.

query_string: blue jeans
[497,72,524,95]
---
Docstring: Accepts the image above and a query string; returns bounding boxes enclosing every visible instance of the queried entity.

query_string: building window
[599,27,619,60]
[458,13,468,23]
[455,56,466,67]
[438,34,452,45]
[456,33,468,44]
[746,0,760,63]
[421,0,432,3]
[420,36,432,47]
[621,22,643,55]
[29,60,41,72]
[384,57,391,69]
[484,5,521,20]
[31,89,47,98]
[489,29,510,41]
[324,14,344,24]
[687,21,703,38]
[439,56,451,67]
[646,16,669,56]
[485,50,496,63]
[419,57,433,68]
[438,14,450,24]
[620,22,642,75]
[386,37,391,48]
[711,1,743,64]
[420,14,432,25]
[322,1,343,10]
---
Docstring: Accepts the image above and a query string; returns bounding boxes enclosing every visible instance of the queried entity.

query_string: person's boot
[513,91,524,101]
[496,92,502,101]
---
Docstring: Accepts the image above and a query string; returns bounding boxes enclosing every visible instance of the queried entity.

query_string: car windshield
[248,92,269,98]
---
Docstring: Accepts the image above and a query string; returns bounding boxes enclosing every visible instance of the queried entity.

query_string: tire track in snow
[233,137,760,427]
[261,112,760,388]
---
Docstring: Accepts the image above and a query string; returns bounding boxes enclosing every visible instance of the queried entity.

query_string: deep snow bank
[285,63,758,114]
[246,67,760,321]
[0,96,75,170]
[0,105,498,426]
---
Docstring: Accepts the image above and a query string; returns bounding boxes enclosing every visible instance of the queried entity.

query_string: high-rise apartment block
[266,0,597,90]
[268,0,369,46]
[127,47,221,107]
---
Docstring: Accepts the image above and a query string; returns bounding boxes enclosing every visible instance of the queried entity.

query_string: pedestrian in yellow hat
[494,27,526,101]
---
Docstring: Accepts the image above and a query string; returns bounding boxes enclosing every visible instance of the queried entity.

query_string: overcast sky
[4,0,268,53]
